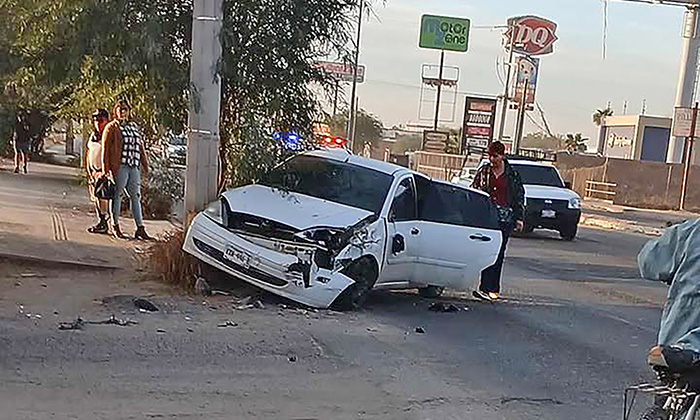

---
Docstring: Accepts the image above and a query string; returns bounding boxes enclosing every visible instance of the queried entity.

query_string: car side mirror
[565,181,572,189]
[392,234,405,255]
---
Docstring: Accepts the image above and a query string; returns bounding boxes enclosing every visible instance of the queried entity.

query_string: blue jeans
[111,165,144,227]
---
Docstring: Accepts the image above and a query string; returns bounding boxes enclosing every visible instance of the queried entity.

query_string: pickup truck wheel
[559,224,578,241]
[522,225,534,234]
[331,258,379,311]
[418,285,445,298]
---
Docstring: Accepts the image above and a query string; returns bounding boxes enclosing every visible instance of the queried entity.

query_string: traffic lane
[352,227,665,419]
[361,290,659,419]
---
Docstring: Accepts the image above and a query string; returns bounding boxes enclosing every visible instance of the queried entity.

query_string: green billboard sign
[419,15,471,52]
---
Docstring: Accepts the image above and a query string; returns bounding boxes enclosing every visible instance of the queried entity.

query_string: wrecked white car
[183,149,503,310]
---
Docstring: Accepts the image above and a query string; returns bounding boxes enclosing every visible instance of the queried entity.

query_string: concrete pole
[347,0,364,152]
[184,0,223,221]
[668,6,700,163]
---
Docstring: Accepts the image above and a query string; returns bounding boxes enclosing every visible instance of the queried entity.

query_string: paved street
[0,160,671,419]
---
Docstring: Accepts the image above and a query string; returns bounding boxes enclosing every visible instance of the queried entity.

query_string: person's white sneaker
[472,290,494,303]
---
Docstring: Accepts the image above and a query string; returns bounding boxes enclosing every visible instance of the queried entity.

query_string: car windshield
[259,155,394,214]
[511,164,564,188]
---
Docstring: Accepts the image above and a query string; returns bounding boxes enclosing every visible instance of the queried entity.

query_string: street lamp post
[347,0,364,153]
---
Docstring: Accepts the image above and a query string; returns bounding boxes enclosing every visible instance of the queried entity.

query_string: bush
[142,229,197,292]
[142,152,184,220]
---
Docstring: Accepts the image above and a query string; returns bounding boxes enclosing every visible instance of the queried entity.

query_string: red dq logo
[506,15,558,56]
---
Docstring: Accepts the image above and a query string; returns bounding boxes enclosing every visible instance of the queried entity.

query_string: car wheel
[522,225,534,234]
[331,257,379,311]
[418,285,445,298]
[559,224,578,241]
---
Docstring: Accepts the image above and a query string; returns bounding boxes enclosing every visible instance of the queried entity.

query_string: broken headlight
[349,227,377,248]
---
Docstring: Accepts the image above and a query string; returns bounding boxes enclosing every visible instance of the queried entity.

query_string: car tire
[522,225,534,234]
[418,285,445,298]
[331,257,379,311]
[559,224,578,241]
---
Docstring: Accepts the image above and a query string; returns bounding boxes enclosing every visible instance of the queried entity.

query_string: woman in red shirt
[471,141,525,302]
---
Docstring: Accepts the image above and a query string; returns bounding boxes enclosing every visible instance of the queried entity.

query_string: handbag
[94,176,116,200]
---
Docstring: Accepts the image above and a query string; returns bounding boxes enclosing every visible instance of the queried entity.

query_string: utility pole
[680,102,699,211]
[433,50,445,130]
[497,23,516,143]
[184,0,223,221]
[347,0,364,153]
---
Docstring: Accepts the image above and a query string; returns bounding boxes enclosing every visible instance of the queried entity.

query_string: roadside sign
[672,107,700,138]
[314,61,365,83]
[462,96,498,150]
[505,15,558,56]
[512,56,540,105]
[422,131,450,153]
[419,15,471,52]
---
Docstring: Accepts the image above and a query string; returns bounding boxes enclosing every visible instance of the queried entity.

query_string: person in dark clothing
[471,141,525,302]
[13,111,31,174]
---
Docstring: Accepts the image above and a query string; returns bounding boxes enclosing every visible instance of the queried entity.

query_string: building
[596,115,672,162]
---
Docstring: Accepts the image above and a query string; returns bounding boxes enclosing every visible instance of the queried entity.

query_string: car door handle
[411,227,420,235]
[469,234,492,242]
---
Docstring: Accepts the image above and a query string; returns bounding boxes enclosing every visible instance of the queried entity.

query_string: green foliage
[327,108,384,150]
[592,107,614,126]
[390,133,422,155]
[522,132,565,151]
[565,133,588,153]
[142,152,184,219]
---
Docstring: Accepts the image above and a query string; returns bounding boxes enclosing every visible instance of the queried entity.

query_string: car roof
[304,149,411,176]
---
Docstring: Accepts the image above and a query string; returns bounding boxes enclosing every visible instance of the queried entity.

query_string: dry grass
[142,229,198,293]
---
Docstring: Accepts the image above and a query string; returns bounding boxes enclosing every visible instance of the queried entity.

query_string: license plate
[541,209,556,218]
[224,244,251,269]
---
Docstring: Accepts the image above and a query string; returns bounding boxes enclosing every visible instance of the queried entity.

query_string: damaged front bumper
[183,213,357,309]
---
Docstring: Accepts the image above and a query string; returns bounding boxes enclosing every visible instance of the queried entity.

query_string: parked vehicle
[453,159,581,240]
[165,135,187,166]
[184,149,503,310]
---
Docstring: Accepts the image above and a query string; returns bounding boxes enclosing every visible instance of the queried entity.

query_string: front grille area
[192,238,288,287]
[225,211,299,242]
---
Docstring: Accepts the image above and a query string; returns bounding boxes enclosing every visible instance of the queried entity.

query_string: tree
[592,107,614,126]
[522,132,565,151]
[565,133,588,153]
[327,108,384,150]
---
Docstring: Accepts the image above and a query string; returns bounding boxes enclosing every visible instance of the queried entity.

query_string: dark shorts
[14,141,29,154]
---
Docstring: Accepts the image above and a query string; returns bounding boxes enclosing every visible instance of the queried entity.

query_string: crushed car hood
[221,184,374,231]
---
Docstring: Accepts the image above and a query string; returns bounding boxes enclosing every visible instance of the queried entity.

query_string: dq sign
[505,15,558,56]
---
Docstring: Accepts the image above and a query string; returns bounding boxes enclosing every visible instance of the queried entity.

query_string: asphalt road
[0,221,667,419]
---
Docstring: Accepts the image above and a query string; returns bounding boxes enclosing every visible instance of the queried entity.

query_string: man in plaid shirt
[102,99,152,240]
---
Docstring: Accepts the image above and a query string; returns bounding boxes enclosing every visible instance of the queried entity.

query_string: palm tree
[592,107,614,126]
[565,133,588,153]
[592,107,614,154]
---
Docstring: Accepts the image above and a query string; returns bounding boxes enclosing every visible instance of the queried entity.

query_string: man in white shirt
[87,109,110,234]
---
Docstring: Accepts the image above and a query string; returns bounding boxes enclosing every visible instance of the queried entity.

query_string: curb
[0,252,122,271]
[580,214,663,237]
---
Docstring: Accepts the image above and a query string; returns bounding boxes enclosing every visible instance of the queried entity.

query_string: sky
[344,0,685,144]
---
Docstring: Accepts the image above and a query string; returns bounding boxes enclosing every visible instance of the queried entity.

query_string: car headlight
[568,197,581,210]
[203,199,224,225]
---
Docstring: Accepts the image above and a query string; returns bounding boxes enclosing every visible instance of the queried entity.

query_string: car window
[511,164,564,188]
[390,177,416,222]
[417,180,498,229]
[259,155,394,214]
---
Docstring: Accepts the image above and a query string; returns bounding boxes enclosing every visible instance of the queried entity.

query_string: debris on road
[414,327,426,334]
[428,302,460,313]
[89,315,138,327]
[217,320,238,328]
[58,317,85,331]
[195,277,212,297]
[288,355,297,363]
[133,297,159,312]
